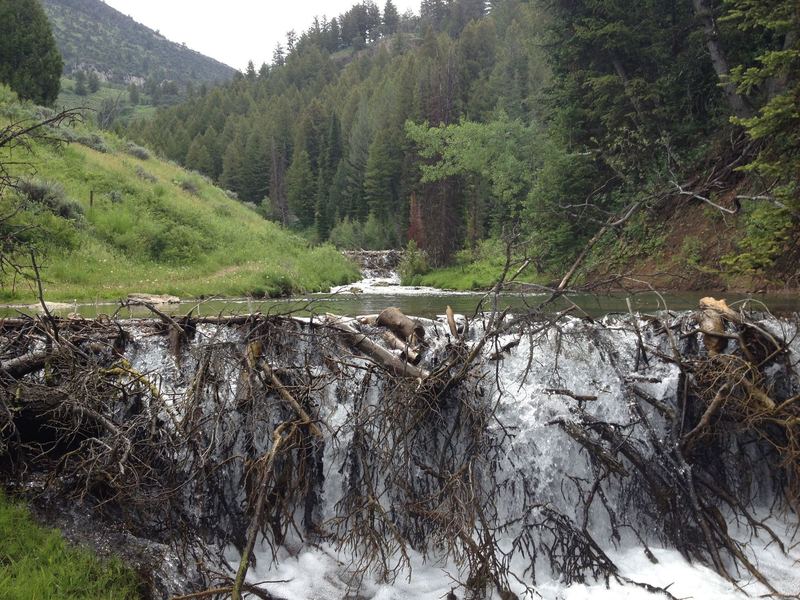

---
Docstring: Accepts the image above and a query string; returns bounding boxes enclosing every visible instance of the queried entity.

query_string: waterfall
[2,307,798,599]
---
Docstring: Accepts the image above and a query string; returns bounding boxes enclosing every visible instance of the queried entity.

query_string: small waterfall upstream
[2,296,799,599]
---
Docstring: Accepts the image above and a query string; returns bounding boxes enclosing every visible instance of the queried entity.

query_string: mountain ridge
[41,0,236,86]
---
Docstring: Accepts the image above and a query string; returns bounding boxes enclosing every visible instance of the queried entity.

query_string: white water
[236,315,798,600]
[330,272,480,297]
[115,307,800,600]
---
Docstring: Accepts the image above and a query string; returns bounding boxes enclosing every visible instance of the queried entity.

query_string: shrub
[721,204,793,275]
[76,133,109,153]
[56,127,79,143]
[17,178,83,220]
[329,217,364,249]
[178,179,200,196]
[135,166,157,183]
[398,240,430,284]
[124,141,150,160]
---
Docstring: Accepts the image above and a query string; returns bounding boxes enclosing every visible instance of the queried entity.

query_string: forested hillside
[130,0,799,289]
[0,86,357,303]
[41,0,236,87]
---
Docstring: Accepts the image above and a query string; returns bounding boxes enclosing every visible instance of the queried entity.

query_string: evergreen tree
[724,0,799,201]
[273,43,285,67]
[245,60,257,82]
[383,0,400,36]
[128,83,140,105]
[185,136,214,174]
[287,149,316,227]
[221,133,246,195]
[74,70,88,96]
[87,71,100,93]
[364,127,402,220]
[0,0,62,106]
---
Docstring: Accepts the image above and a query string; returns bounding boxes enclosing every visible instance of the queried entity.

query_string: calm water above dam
[3,287,798,320]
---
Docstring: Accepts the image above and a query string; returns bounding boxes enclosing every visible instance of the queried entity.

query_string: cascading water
[2,304,798,600]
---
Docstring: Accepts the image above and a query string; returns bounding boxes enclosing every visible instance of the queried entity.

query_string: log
[381,330,421,364]
[325,316,429,379]
[127,293,180,305]
[377,307,425,345]
[1,349,62,379]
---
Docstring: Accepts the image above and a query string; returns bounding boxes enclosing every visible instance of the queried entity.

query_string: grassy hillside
[41,0,235,85]
[0,96,359,303]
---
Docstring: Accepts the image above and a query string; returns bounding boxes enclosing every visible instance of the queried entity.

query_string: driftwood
[127,293,181,305]
[698,297,734,355]
[324,315,429,379]
[377,307,425,345]
[446,305,458,338]
[381,330,421,364]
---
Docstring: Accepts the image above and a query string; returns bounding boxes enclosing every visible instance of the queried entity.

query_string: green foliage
[121,0,796,285]
[123,142,150,160]
[76,132,110,153]
[0,492,142,599]
[329,217,364,249]
[721,204,793,274]
[724,0,799,203]
[287,150,316,227]
[0,0,63,106]
[17,177,84,220]
[406,113,541,227]
[398,239,430,285]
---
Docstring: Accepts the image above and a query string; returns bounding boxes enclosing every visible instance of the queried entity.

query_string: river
[3,271,799,319]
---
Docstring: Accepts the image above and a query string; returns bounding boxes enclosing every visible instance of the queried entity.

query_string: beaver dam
[1,299,799,599]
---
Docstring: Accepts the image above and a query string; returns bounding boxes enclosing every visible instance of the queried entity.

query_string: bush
[56,127,79,143]
[123,142,150,160]
[76,133,109,153]
[329,217,364,249]
[135,166,157,183]
[398,240,430,284]
[721,204,793,275]
[17,178,83,220]
[178,179,200,195]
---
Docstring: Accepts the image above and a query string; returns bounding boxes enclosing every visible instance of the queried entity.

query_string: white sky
[102,1,420,72]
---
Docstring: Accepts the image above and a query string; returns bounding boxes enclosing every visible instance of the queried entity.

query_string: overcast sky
[102,1,420,72]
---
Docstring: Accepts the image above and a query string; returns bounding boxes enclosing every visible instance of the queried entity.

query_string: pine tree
[128,83,140,105]
[87,71,100,93]
[185,136,214,175]
[0,0,62,106]
[724,0,799,200]
[383,0,400,36]
[364,128,402,220]
[287,150,316,227]
[74,70,88,96]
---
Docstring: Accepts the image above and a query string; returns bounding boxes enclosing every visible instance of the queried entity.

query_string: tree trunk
[691,0,751,118]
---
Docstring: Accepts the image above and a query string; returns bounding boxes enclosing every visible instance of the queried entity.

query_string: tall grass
[0,492,141,599]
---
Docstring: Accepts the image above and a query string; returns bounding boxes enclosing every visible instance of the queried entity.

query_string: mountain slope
[41,0,236,85]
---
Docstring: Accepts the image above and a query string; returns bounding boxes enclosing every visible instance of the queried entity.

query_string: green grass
[0,491,141,600]
[414,240,549,290]
[0,100,360,303]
